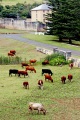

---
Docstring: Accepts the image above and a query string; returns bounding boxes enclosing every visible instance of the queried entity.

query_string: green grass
[0,36,80,120]
[0,0,43,6]
[23,33,80,51]
[0,28,28,34]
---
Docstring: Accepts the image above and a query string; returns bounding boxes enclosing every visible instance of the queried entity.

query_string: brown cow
[42,60,49,65]
[38,80,43,90]
[44,74,53,82]
[29,59,37,65]
[8,52,14,56]
[68,74,73,82]
[23,81,29,89]
[69,63,73,69]
[10,50,16,55]
[18,70,28,77]
[21,62,29,68]
[61,76,66,84]
[26,66,36,73]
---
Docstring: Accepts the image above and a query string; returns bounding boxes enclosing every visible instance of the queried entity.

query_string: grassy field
[23,33,80,51]
[0,0,43,6]
[0,36,80,120]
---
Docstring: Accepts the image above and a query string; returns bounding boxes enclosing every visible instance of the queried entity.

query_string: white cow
[28,102,46,115]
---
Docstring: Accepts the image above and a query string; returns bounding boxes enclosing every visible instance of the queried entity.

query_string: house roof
[31,4,50,11]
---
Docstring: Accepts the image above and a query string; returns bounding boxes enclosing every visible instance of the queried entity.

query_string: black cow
[9,69,18,76]
[42,69,53,76]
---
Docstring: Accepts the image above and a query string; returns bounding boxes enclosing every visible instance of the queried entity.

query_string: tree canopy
[46,0,80,43]
[0,2,40,19]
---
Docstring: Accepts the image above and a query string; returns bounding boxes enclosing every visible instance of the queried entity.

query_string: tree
[46,0,80,43]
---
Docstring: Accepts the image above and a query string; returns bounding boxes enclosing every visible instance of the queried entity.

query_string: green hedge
[0,56,22,65]
[44,53,69,66]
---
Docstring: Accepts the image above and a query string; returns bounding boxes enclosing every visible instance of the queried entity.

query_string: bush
[44,53,68,66]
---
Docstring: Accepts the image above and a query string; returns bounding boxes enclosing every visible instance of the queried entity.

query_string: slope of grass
[0,37,80,120]
[23,33,80,51]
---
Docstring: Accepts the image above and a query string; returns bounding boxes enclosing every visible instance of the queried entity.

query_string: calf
[42,69,53,76]
[23,81,29,89]
[26,66,36,73]
[61,76,66,84]
[29,102,46,115]
[9,69,18,76]
[44,74,53,82]
[38,80,43,90]
[68,74,73,82]
[18,70,28,78]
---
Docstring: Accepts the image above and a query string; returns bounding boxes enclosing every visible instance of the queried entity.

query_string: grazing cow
[68,74,73,82]
[42,69,53,76]
[69,63,73,69]
[21,62,29,68]
[9,69,18,76]
[8,52,14,56]
[29,102,46,115]
[29,59,37,65]
[42,60,49,65]
[26,66,36,73]
[61,76,66,84]
[10,50,16,55]
[18,70,28,78]
[44,74,53,82]
[23,81,29,89]
[38,80,43,90]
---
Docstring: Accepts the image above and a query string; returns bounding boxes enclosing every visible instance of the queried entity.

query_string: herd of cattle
[8,50,73,115]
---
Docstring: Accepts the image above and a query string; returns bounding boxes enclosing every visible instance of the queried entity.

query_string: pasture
[0,37,80,120]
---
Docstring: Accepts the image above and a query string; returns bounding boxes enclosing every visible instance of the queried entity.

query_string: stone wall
[0,18,46,32]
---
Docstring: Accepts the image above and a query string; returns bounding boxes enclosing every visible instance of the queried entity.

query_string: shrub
[44,53,68,66]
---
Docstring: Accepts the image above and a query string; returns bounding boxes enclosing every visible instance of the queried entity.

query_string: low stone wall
[36,47,80,68]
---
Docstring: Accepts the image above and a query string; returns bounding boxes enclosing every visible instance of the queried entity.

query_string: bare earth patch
[51,98,80,120]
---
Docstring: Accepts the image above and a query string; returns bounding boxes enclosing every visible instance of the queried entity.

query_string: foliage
[0,2,40,19]
[46,0,80,43]
[44,53,68,66]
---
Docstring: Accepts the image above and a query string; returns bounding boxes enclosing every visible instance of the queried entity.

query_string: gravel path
[0,34,80,57]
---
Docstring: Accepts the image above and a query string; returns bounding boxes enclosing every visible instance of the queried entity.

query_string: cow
[21,62,29,68]
[42,69,53,76]
[42,60,49,65]
[38,80,43,90]
[9,69,18,76]
[68,74,73,82]
[10,50,16,55]
[44,74,53,82]
[69,63,73,69]
[8,52,14,56]
[23,81,29,89]
[18,70,28,78]
[26,66,36,73]
[28,102,46,115]
[61,76,66,84]
[29,59,37,65]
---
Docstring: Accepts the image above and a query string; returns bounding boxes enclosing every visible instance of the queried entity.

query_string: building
[31,4,51,24]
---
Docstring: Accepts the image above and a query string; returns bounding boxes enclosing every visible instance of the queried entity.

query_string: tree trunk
[59,37,62,42]
[69,38,72,44]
